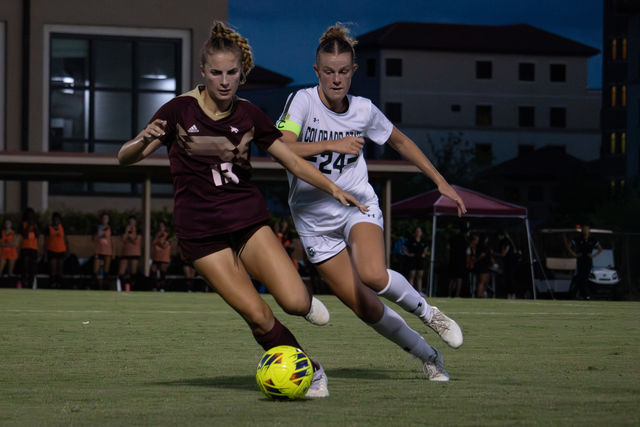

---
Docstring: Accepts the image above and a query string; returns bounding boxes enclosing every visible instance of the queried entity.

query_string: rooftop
[356,22,600,57]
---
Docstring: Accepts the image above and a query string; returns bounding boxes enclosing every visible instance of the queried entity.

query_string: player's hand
[332,189,369,213]
[141,119,167,143]
[333,136,365,155]
[438,182,467,217]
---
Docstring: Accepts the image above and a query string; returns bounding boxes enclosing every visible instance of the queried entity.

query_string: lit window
[622,38,627,60]
[611,86,617,107]
[622,85,627,107]
[610,133,616,154]
[621,133,627,154]
[612,39,617,60]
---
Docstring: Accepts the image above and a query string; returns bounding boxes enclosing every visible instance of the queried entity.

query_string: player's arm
[267,138,368,212]
[279,129,364,157]
[591,242,603,258]
[118,119,167,165]
[387,126,467,217]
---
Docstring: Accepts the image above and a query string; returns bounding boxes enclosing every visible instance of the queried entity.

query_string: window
[474,143,493,166]
[518,144,534,156]
[550,64,566,82]
[611,86,617,107]
[622,85,627,107]
[475,105,492,126]
[475,61,492,79]
[622,38,627,60]
[621,132,627,154]
[549,107,566,128]
[518,106,535,127]
[385,102,402,123]
[519,63,535,81]
[451,104,461,112]
[610,132,617,154]
[49,33,182,153]
[366,58,376,77]
[385,58,402,77]
[612,39,618,60]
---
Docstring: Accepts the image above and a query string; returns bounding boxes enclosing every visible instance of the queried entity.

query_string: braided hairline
[204,22,255,84]
[317,22,357,60]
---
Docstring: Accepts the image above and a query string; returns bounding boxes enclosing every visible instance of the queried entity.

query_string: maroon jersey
[151,86,281,240]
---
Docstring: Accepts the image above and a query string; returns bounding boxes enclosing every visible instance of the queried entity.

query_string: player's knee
[280,294,310,317]
[359,268,388,291]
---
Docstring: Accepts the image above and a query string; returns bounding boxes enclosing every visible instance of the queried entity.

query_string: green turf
[0,289,638,426]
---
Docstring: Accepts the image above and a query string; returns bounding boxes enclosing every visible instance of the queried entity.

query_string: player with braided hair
[277,23,467,381]
[118,21,368,397]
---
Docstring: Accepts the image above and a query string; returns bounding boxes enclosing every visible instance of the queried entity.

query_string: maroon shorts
[178,221,268,263]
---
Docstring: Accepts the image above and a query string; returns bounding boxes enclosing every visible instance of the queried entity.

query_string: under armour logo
[230,126,239,133]
[312,117,319,123]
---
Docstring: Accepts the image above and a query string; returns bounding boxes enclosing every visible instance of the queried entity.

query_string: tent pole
[429,215,437,297]
[525,218,536,300]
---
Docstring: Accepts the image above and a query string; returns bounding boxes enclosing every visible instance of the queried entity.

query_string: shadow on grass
[151,368,407,391]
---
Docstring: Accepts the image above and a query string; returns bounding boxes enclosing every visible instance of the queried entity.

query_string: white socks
[369,304,436,362]
[377,269,433,321]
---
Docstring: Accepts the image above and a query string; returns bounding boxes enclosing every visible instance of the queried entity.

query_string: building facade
[0,0,228,214]
[602,0,640,192]
[350,22,601,168]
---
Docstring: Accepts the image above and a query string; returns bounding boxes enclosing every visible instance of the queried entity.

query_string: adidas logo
[187,124,199,133]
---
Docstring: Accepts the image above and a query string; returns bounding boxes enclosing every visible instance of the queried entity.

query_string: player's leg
[0,258,6,276]
[315,253,449,381]
[240,225,329,325]
[349,221,463,348]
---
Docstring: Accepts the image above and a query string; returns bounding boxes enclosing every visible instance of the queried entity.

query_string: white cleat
[423,349,450,382]
[306,362,329,398]
[304,297,330,326]
[422,306,463,349]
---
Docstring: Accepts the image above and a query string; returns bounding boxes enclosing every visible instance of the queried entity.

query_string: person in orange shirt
[20,207,40,289]
[93,212,113,289]
[0,218,19,280]
[118,215,142,291]
[150,221,171,291]
[46,212,67,289]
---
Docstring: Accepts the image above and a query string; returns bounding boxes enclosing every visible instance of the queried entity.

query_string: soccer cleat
[306,362,329,398]
[304,297,330,326]
[422,306,463,349]
[423,349,450,382]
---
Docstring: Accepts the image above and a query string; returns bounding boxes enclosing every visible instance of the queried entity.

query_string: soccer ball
[256,345,313,400]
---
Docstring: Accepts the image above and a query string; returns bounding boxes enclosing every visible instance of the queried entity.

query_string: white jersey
[277,86,393,235]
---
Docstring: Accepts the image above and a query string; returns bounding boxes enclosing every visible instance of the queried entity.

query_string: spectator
[475,234,492,298]
[19,207,40,289]
[118,215,142,291]
[497,230,518,299]
[402,227,428,296]
[466,234,479,295]
[93,212,113,289]
[448,233,467,297]
[568,224,602,300]
[46,212,68,289]
[0,218,19,282]
[150,221,171,291]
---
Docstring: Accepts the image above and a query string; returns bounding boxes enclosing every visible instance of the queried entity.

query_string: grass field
[1,289,639,426]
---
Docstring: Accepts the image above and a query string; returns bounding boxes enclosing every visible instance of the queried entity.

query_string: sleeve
[248,103,282,151]
[150,97,180,147]
[275,90,309,138]
[365,101,394,145]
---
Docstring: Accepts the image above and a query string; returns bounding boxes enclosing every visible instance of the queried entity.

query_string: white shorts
[298,204,384,264]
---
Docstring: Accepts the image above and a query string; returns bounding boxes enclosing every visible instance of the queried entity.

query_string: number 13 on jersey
[211,162,240,186]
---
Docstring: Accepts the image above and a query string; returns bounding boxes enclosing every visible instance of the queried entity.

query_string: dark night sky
[229,0,603,88]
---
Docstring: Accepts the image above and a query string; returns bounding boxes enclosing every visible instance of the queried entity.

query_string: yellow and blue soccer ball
[256,345,313,400]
